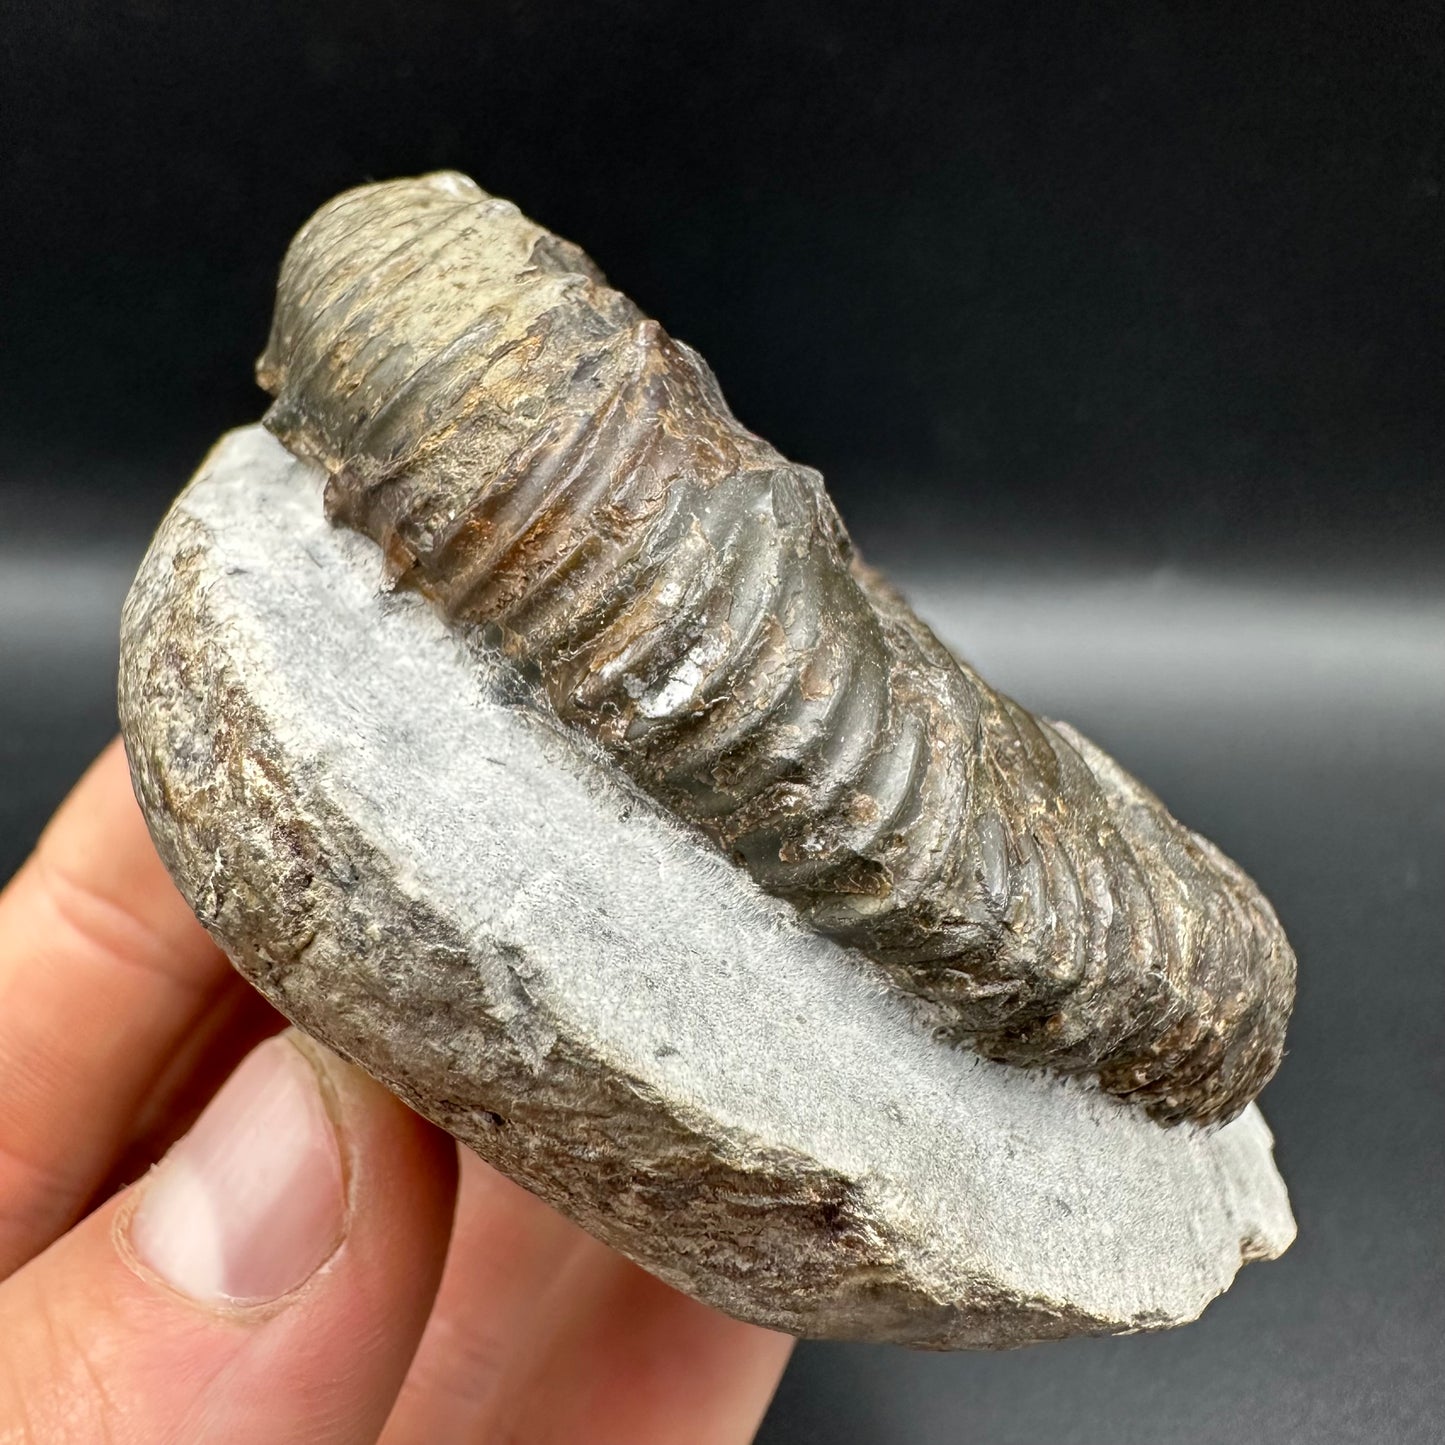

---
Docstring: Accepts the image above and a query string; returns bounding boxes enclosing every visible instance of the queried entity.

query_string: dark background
[2,2,1441,1441]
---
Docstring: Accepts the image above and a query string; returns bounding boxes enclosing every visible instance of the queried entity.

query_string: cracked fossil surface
[117,175,1297,1347]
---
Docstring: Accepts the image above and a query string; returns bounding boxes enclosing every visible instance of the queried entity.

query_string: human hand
[0,739,793,1443]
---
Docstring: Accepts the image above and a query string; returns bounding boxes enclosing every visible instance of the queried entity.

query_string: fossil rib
[257,171,1294,1126]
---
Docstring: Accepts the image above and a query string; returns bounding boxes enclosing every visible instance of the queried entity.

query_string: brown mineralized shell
[256,172,1294,1126]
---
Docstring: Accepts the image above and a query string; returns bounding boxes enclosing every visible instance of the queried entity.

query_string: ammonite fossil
[257,171,1295,1127]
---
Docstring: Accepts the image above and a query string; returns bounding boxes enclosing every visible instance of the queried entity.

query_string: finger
[381,1147,595,1443]
[384,1145,793,1445]
[0,738,236,1274]
[0,1031,458,1445]
[88,977,284,1212]
[500,1246,795,1445]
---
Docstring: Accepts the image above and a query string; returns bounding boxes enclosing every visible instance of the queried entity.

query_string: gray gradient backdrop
[3,2,1441,1441]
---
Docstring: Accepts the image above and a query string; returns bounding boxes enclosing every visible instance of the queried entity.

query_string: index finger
[0,738,242,1275]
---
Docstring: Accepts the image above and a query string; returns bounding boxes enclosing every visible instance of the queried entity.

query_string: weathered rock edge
[118,427,1295,1348]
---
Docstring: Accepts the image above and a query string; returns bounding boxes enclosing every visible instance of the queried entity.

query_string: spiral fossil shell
[256,171,1295,1126]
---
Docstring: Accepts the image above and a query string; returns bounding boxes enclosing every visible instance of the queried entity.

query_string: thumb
[0,1031,458,1444]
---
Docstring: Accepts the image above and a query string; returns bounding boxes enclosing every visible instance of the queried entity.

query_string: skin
[0,739,793,1443]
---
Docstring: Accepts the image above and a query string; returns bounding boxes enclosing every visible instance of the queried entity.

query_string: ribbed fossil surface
[257,172,1294,1126]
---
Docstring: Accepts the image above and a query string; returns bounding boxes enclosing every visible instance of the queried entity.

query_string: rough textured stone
[118,426,1295,1348]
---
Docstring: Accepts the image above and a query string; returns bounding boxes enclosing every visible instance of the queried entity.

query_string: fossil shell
[257,171,1295,1126]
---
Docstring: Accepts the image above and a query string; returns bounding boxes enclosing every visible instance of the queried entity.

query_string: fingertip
[0,1030,460,1445]
[127,1034,348,1307]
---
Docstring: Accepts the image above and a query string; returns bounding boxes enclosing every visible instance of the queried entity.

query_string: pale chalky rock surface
[118,426,1295,1348]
